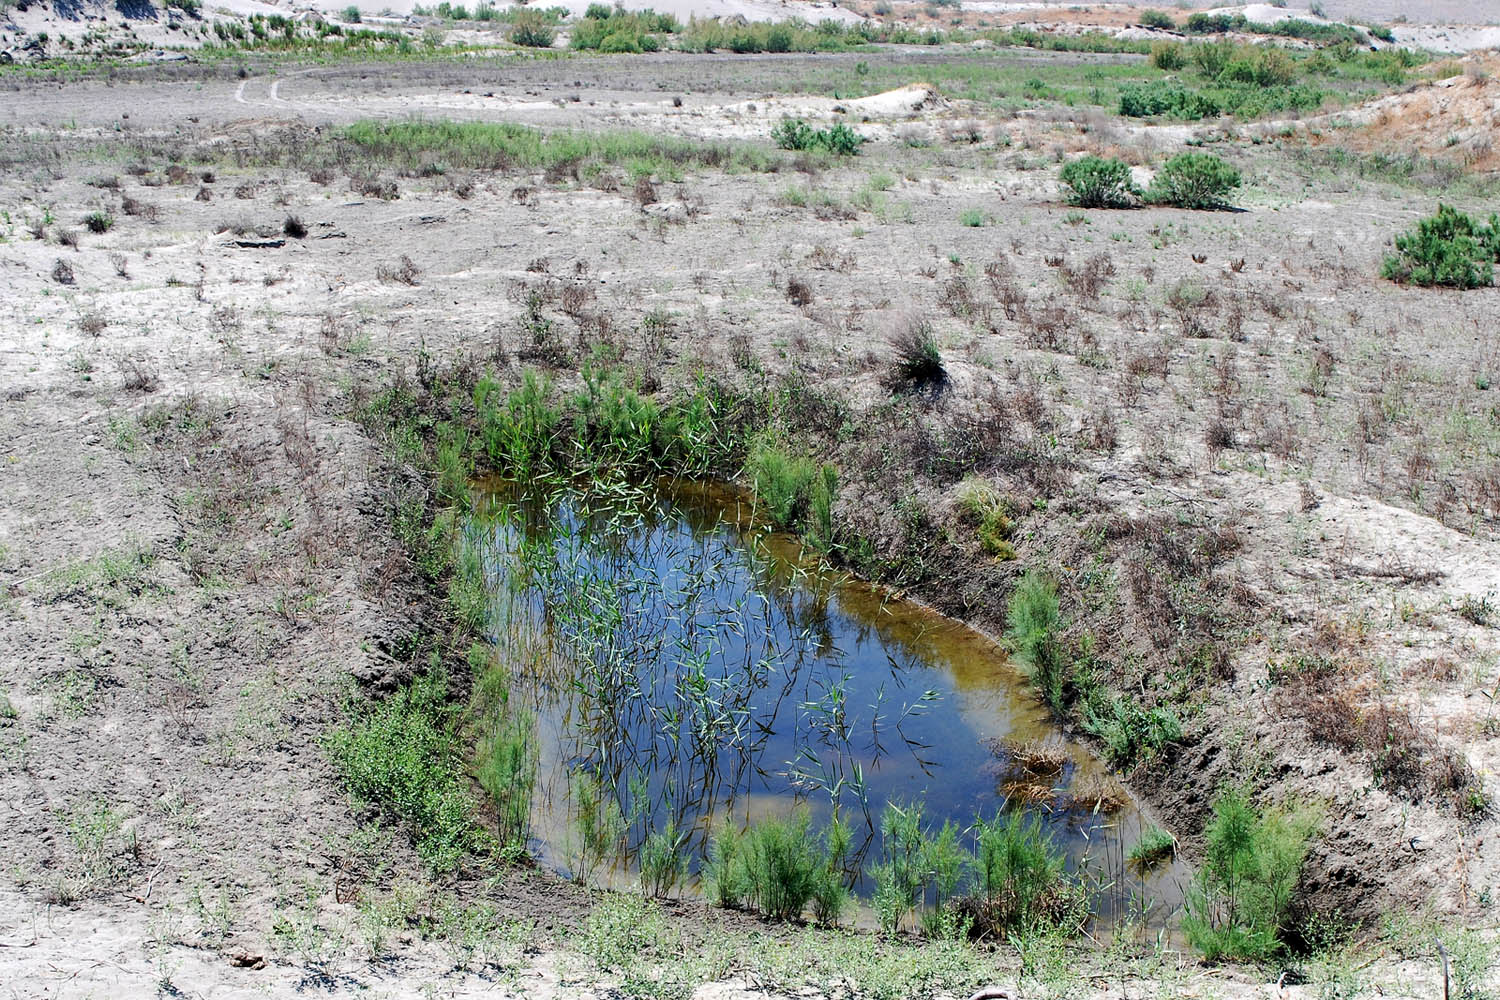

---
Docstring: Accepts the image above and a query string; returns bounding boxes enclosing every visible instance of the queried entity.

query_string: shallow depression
[468,476,1188,928]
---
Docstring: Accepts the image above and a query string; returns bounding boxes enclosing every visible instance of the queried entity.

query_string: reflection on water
[468,476,1187,928]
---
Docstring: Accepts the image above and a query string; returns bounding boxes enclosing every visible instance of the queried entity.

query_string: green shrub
[959,208,985,227]
[1083,692,1181,768]
[969,809,1077,935]
[1004,571,1065,714]
[1192,36,1235,77]
[1141,9,1176,30]
[82,211,114,234]
[770,118,864,156]
[1119,81,1221,118]
[744,440,837,550]
[771,118,816,151]
[1183,787,1319,962]
[1149,41,1186,70]
[871,801,929,934]
[571,366,660,470]
[1120,79,1324,120]
[342,5,361,21]
[1059,155,1140,209]
[819,123,864,157]
[475,370,561,477]
[1145,152,1241,210]
[165,0,201,15]
[707,808,849,923]
[570,7,678,50]
[326,673,483,872]
[1381,204,1500,289]
[509,10,555,47]
[638,817,688,898]
[599,29,642,53]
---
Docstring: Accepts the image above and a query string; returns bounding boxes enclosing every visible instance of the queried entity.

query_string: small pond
[467,476,1187,928]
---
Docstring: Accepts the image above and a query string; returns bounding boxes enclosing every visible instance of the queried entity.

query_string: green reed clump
[1129,825,1176,870]
[1004,572,1066,715]
[472,651,537,857]
[476,370,562,478]
[638,816,689,898]
[570,770,626,886]
[706,808,849,924]
[326,672,484,873]
[1183,786,1319,962]
[864,801,1084,939]
[969,810,1079,935]
[744,439,837,550]
[571,366,662,471]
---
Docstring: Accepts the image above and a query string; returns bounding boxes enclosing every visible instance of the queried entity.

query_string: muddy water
[468,477,1187,927]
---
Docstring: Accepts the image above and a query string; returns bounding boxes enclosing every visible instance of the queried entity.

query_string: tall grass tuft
[1004,571,1066,715]
[706,808,849,924]
[744,440,837,551]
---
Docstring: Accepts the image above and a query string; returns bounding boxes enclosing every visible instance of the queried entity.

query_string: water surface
[468,476,1186,926]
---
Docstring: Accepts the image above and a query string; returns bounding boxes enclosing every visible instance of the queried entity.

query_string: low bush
[887,318,946,392]
[1141,9,1176,30]
[475,370,562,478]
[873,801,1084,937]
[326,673,484,872]
[966,810,1078,935]
[706,808,849,923]
[744,440,837,549]
[1145,153,1241,210]
[957,480,1016,559]
[1183,787,1319,962]
[570,7,678,51]
[1005,572,1065,714]
[1381,204,1500,289]
[1059,155,1140,209]
[1119,80,1324,120]
[509,10,556,47]
[1149,40,1186,70]
[83,211,114,234]
[1082,691,1182,768]
[770,118,864,156]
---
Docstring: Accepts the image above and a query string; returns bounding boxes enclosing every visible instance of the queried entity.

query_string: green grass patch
[326,671,488,873]
[341,120,775,178]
